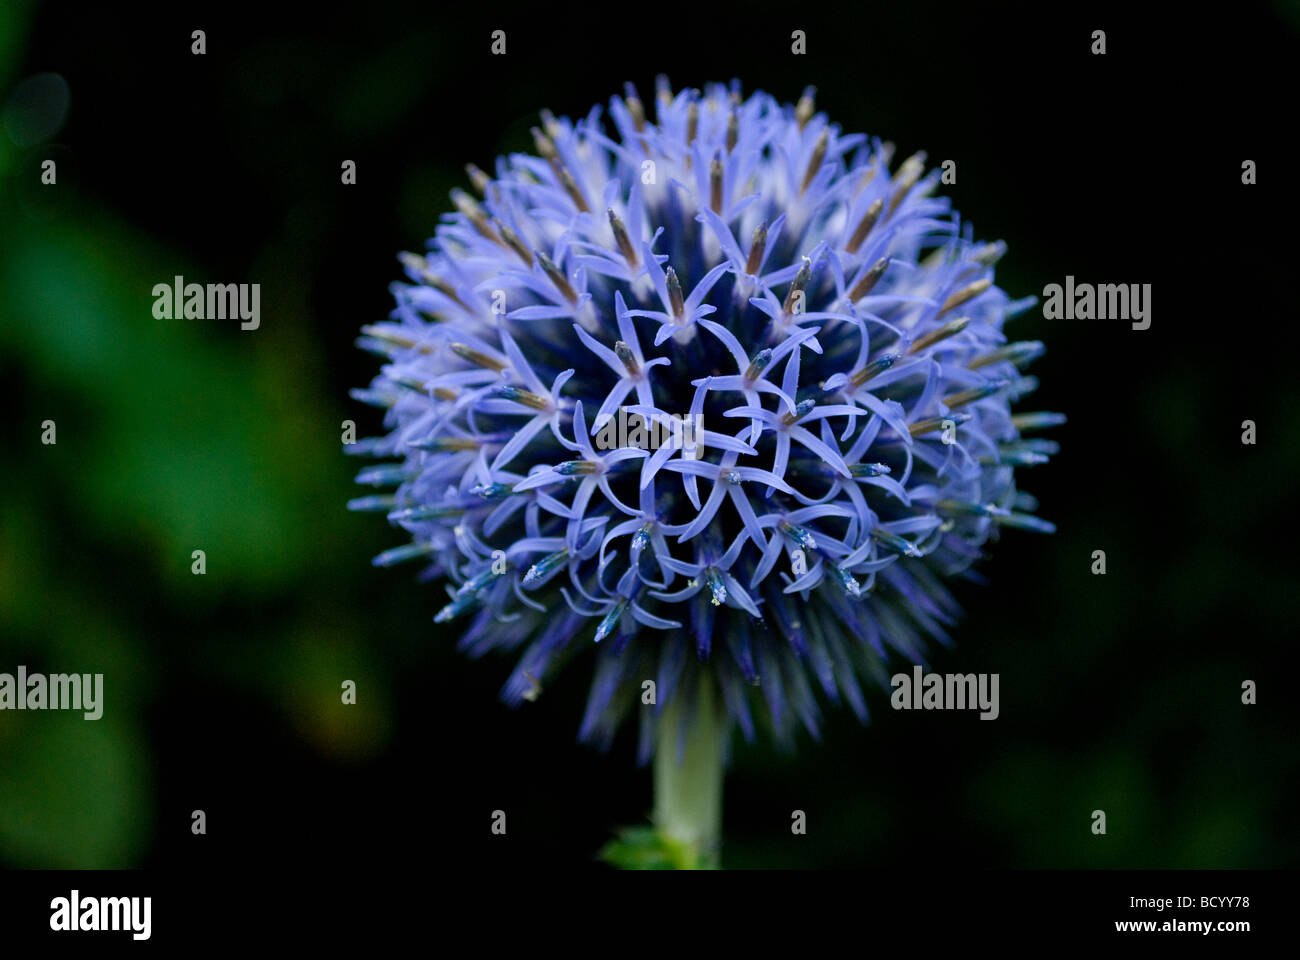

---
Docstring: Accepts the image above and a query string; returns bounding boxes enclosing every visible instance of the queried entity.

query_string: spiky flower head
[349,79,1061,760]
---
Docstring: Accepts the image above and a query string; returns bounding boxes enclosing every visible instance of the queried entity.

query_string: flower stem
[653,675,725,869]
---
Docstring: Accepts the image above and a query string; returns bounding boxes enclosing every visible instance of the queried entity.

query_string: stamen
[666,267,686,319]
[457,564,507,597]
[853,162,879,198]
[801,129,829,195]
[523,548,569,585]
[372,542,434,567]
[624,82,646,131]
[745,220,768,276]
[848,351,898,387]
[530,126,558,162]
[388,373,430,394]
[555,460,599,476]
[871,528,923,557]
[710,155,724,214]
[342,436,391,457]
[450,342,507,371]
[451,188,499,244]
[469,482,514,500]
[908,315,970,354]
[935,499,1010,518]
[427,273,469,311]
[531,125,588,211]
[1010,411,1067,432]
[846,198,884,254]
[993,513,1057,534]
[781,398,816,425]
[594,595,630,642]
[887,151,927,216]
[968,340,1044,370]
[980,450,1049,467]
[909,411,972,436]
[388,504,467,522]
[705,567,727,606]
[399,254,469,310]
[1004,438,1059,455]
[607,209,639,267]
[347,494,399,512]
[779,520,818,551]
[938,277,991,318]
[396,250,425,272]
[495,384,550,410]
[614,340,640,375]
[356,464,416,487]
[359,326,435,353]
[464,163,490,195]
[556,166,590,212]
[434,592,478,623]
[833,566,861,597]
[536,250,579,304]
[848,256,889,301]
[744,347,773,382]
[492,218,533,265]
[795,86,816,130]
[654,75,672,117]
[407,435,481,452]
[942,381,1006,409]
[971,240,1006,267]
[783,258,811,315]
[393,375,461,403]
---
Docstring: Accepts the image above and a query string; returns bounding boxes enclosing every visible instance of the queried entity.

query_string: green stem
[653,675,726,869]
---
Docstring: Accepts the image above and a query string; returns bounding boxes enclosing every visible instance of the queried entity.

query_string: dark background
[1,0,1297,870]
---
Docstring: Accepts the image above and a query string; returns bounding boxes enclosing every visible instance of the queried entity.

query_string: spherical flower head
[349,79,1061,760]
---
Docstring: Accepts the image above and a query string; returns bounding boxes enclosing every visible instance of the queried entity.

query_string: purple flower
[349,79,1062,758]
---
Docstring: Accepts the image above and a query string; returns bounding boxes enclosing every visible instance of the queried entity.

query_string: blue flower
[350,80,1061,758]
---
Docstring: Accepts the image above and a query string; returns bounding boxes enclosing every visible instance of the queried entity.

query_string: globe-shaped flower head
[349,79,1061,769]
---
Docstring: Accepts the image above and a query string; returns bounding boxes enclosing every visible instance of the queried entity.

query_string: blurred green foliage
[0,7,393,866]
